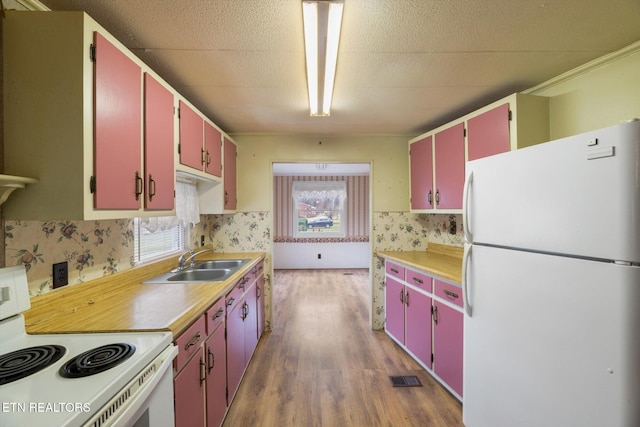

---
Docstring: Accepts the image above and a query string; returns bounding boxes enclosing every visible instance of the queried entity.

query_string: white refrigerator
[462,119,640,427]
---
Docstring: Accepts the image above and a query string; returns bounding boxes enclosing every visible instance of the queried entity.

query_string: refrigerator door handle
[462,242,473,317]
[463,170,473,243]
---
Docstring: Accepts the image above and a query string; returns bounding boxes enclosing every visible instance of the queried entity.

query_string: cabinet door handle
[443,289,459,299]
[435,189,440,205]
[412,277,423,285]
[226,297,235,307]
[428,190,433,205]
[241,302,249,320]
[390,268,399,274]
[199,356,206,385]
[207,347,215,373]
[134,171,143,201]
[399,289,404,304]
[184,331,202,350]
[256,286,261,298]
[405,290,410,307]
[431,305,439,325]
[206,150,211,166]
[148,174,156,201]
[212,308,224,320]
[225,191,229,204]
[201,148,207,165]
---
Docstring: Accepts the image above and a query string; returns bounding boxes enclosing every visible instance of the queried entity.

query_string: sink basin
[143,267,233,284]
[192,259,249,270]
[166,268,232,282]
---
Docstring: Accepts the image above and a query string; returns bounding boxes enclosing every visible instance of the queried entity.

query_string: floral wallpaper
[4,219,134,296]
[3,210,457,331]
[370,212,463,329]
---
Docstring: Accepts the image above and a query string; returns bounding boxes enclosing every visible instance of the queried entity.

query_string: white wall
[274,242,370,269]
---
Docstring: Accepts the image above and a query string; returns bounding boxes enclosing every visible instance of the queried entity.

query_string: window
[292,180,346,237]
[133,217,186,263]
[133,180,199,263]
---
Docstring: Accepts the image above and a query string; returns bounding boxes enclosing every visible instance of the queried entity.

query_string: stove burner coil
[0,345,66,385]
[59,343,136,378]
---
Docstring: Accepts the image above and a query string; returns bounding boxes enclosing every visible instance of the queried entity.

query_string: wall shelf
[0,174,38,206]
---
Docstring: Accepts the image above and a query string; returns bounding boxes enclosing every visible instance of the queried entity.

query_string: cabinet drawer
[244,267,257,287]
[253,261,265,278]
[206,298,225,336]
[406,269,432,291]
[226,279,245,312]
[237,273,253,293]
[434,280,463,308]
[385,261,405,281]
[175,315,206,373]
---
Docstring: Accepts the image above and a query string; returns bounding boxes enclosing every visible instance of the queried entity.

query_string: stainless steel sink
[143,258,250,284]
[166,268,232,282]
[192,259,249,270]
[143,268,233,284]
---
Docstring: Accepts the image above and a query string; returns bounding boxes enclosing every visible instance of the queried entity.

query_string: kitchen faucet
[176,248,213,271]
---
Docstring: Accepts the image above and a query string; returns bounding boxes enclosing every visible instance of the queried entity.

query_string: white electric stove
[0,266,178,427]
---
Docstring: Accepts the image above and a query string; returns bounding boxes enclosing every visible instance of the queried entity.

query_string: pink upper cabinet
[93,32,142,209]
[204,122,222,177]
[144,73,175,210]
[410,136,434,210]
[178,101,204,171]
[434,122,465,209]
[223,137,237,210]
[467,103,510,161]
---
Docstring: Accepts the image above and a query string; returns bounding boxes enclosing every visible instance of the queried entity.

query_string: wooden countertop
[376,243,463,284]
[23,251,266,338]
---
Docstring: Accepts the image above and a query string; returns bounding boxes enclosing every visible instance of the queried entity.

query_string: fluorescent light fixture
[302,1,344,116]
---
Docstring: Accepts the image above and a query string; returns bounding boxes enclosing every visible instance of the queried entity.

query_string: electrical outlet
[317,253,321,259]
[52,261,68,289]
[200,235,205,246]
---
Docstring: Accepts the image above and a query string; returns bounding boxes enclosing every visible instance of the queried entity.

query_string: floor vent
[389,375,423,387]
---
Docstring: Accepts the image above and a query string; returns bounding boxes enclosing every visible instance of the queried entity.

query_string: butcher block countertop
[376,243,463,284]
[23,250,266,338]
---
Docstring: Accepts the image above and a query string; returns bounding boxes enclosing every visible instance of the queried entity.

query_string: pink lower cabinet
[174,300,229,427]
[174,348,206,426]
[256,274,265,339]
[384,260,464,401]
[174,316,207,427]
[225,284,246,403]
[225,271,261,404]
[432,300,464,397]
[205,321,227,427]
[384,276,406,344]
[385,276,433,368]
[405,289,433,368]
[243,281,259,363]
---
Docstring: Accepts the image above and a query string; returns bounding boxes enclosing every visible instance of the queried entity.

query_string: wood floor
[223,269,463,427]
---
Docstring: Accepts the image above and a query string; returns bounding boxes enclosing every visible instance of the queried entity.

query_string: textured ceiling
[37,0,640,137]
